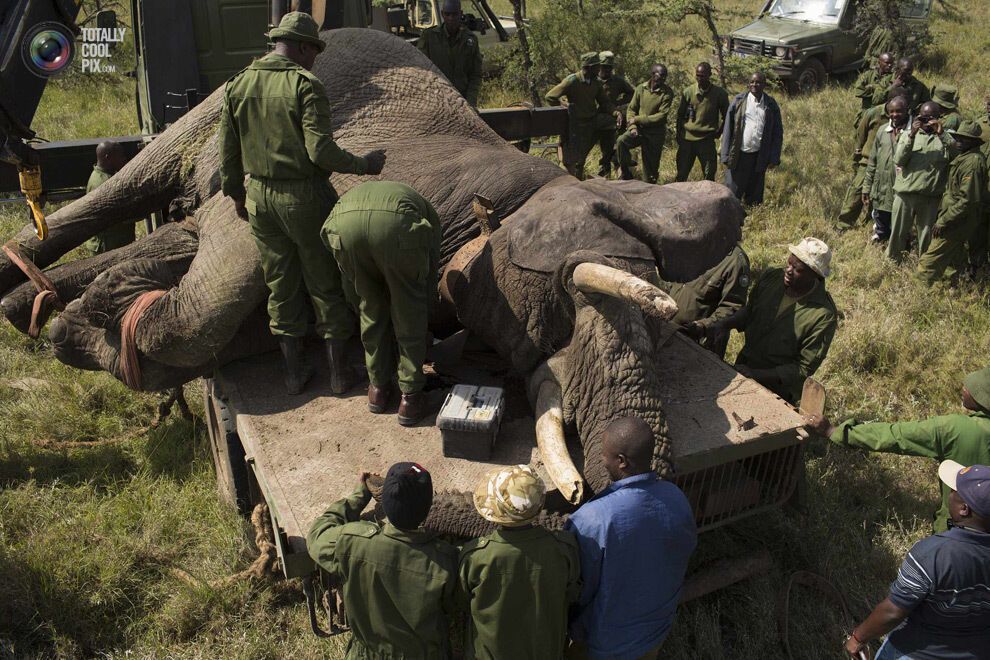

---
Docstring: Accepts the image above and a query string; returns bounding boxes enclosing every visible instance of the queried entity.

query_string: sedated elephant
[0,29,743,529]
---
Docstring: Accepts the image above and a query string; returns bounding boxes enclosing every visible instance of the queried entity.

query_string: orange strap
[119,289,167,391]
[2,241,66,338]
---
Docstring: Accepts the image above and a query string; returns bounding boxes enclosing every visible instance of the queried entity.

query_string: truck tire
[204,378,251,515]
[788,58,827,94]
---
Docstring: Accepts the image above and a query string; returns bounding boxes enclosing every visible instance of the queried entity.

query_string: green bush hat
[930,83,959,111]
[267,11,325,52]
[964,367,990,411]
[599,51,615,67]
[949,120,984,144]
[580,51,600,68]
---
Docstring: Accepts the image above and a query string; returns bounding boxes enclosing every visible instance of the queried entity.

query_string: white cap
[788,237,832,278]
[938,459,966,490]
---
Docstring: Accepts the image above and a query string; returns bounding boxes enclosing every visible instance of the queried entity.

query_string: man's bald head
[96,140,127,173]
[878,52,894,73]
[441,0,462,33]
[896,57,914,78]
[695,62,713,90]
[886,95,909,127]
[441,0,461,12]
[602,416,655,481]
[918,100,941,118]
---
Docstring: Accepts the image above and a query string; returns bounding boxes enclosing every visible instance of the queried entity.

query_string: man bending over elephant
[323,182,441,427]
[219,12,386,396]
[709,238,837,405]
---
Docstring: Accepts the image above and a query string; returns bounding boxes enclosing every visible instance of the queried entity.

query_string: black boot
[325,339,356,395]
[279,336,313,395]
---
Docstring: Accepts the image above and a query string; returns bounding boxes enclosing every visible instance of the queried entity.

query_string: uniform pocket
[324,232,342,250]
[244,197,258,216]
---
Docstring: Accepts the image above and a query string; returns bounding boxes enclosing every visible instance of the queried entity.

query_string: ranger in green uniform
[931,83,962,133]
[416,0,483,106]
[616,63,674,184]
[84,141,137,254]
[891,58,930,113]
[308,463,458,659]
[593,51,634,178]
[853,52,894,113]
[862,94,911,243]
[974,96,990,272]
[546,52,613,180]
[458,465,581,659]
[322,182,441,426]
[805,368,990,533]
[712,238,837,405]
[675,62,729,182]
[219,12,386,396]
[674,243,751,359]
[918,122,988,285]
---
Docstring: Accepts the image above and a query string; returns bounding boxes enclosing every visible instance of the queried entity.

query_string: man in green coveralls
[892,57,930,113]
[675,242,751,359]
[675,62,729,182]
[593,50,634,178]
[219,12,386,396]
[918,121,988,284]
[931,83,962,132]
[308,463,458,658]
[416,0,483,106]
[84,141,137,254]
[616,63,674,184]
[322,181,441,427]
[458,465,581,659]
[853,52,895,113]
[710,238,838,405]
[805,367,990,533]
[546,52,613,180]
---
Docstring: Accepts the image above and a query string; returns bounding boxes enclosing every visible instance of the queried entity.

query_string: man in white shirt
[720,72,784,205]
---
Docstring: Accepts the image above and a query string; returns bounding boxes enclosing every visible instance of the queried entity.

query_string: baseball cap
[938,460,990,518]
[381,462,433,530]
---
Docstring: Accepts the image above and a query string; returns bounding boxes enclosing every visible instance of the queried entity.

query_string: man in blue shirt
[565,416,697,659]
[844,461,990,660]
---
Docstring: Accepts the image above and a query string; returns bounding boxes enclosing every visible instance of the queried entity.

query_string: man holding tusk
[709,238,837,405]
[565,417,696,659]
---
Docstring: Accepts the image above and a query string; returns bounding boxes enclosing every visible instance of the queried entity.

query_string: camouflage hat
[580,51,600,68]
[931,83,959,110]
[788,237,832,278]
[949,120,984,143]
[964,367,990,411]
[473,465,546,526]
[599,51,615,67]
[267,11,325,52]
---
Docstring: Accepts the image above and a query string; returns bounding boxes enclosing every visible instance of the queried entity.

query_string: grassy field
[2,1,990,657]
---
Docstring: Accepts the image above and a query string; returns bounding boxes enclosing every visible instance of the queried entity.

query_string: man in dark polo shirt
[843,461,990,660]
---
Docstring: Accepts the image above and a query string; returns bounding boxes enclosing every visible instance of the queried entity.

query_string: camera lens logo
[21,23,75,77]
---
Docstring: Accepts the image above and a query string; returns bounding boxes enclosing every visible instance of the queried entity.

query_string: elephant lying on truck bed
[0,29,743,525]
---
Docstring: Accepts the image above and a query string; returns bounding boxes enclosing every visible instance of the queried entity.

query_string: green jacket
[893,129,949,197]
[458,526,581,659]
[864,122,907,212]
[600,74,634,108]
[853,69,893,111]
[307,485,458,659]
[676,82,729,142]
[853,104,888,165]
[941,111,962,133]
[830,411,990,532]
[83,166,135,254]
[545,72,612,124]
[627,81,675,133]
[417,25,483,106]
[219,53,368,200]
[667,244,750,328]
[736,268,838,404]
[899,76,931,113]
[934,148,987,232]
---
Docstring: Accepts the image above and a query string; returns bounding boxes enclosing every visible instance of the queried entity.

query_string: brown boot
[397,391,431,427]
[325,339,356,395]
[368,383,391,414]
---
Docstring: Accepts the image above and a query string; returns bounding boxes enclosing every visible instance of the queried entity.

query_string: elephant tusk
[572,262,678,321]
[534,378,584,505]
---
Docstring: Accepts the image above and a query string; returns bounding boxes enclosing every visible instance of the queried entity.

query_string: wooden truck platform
[205,332,806,578]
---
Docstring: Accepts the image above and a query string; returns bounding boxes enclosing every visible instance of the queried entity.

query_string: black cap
[381,462,433,530]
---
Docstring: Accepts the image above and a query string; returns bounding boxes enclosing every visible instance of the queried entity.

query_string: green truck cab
[727,0,933,93]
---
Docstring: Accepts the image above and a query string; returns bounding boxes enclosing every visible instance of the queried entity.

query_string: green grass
[3,0,990,657]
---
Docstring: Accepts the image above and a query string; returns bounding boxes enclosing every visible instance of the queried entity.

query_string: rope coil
[2,242,66,338]
[119,289,167,390]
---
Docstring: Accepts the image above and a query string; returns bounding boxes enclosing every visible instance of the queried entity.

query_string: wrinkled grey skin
[0,30,742,530]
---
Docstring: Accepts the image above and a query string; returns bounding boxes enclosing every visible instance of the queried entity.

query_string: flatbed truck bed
[205,332,806,580]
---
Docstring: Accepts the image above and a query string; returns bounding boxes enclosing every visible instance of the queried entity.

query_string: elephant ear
[506,182,654,274]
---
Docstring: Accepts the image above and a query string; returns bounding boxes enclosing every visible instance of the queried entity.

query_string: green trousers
[617,129,664,184]
[970,210,989,270]
[596,127,617,174]
[563,120,596,180]
[246,177,355,339]
[887,192,940,262]
[324,208,439,394]
[675,137,718,182]
[85,222,137,255]
[836,162,867,227]
[918,223,974,285]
